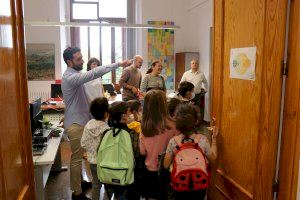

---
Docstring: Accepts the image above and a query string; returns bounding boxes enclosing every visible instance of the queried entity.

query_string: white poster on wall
[230,47,256,81]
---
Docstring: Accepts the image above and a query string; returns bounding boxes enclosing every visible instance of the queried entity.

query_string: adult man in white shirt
[180,59,208,120]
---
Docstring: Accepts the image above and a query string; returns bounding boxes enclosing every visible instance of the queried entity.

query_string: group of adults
[119,55,208,107]
[61,47,208,199]
[119,56,167,101]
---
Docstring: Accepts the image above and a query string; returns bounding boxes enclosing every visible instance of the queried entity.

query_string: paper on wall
[230,47,256,81]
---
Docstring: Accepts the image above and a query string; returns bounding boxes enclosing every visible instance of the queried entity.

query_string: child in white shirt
[81,97,109,200]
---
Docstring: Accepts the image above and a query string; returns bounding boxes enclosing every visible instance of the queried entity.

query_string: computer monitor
[29,97,43,134]
[51,83,63,99]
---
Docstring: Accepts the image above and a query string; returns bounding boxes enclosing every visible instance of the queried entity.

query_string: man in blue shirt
[62,47,131,200]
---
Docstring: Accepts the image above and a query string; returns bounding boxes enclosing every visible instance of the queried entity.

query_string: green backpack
[97,128,134,186]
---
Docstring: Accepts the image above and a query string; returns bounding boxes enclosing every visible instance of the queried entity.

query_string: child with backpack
[140,90,179,199]
[80,97,110,200]
[163,104,218,200]
[97,101,140,200]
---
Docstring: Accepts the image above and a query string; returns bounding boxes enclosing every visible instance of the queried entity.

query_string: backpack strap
[97,128,113,152]
[174,133,201,151]
[173,135,193,152]
[112,128,123,137]
[103,127,113,135]
[194,134,205,155]
[193,134,201,144]
[173,135,182,146]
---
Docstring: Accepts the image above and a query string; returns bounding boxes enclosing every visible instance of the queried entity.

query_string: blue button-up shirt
[62,63,119,129]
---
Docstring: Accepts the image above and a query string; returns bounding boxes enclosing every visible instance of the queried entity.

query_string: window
[70,0,127,84]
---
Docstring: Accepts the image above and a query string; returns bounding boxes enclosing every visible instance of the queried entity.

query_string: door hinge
[273,181,279,193]
[281,60,289,76]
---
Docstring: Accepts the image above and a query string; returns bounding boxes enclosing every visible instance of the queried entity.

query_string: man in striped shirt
[62,47,131,200]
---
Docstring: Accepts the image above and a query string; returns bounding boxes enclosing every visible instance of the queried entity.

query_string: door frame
[278,0,300,199]
[0,0,36,199]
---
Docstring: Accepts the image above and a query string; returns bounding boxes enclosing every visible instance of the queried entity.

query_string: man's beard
[73,65,83,71]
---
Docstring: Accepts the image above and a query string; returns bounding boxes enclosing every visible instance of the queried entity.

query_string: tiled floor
[45,140,94,200]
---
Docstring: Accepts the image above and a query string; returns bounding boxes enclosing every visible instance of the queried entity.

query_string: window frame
[70,0,127,84]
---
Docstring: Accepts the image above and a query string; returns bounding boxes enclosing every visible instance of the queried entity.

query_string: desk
[33,131,64,200]
[41,104,65,111]
[42,105,64,123]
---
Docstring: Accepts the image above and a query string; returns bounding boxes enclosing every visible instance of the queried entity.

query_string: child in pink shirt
[139,90,179,199]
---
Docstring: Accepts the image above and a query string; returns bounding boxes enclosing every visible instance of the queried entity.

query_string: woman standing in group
[140,60,166,93]
[84,58,104,103]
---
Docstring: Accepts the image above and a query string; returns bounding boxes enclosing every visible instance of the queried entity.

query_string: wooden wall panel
[220,0,265,195]
[278,0,300,199]
[215,170,253,199]
[175,53,185,89]
[212,0,287,199]
[0,0,35,199]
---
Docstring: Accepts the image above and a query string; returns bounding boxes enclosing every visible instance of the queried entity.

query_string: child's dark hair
[178,81,194,97]
[63,47,81,65]
[108,101,129,125]
[167,98,182,118]
[175,104,198,134]
[127,100,141,112]
[90,97,109,120]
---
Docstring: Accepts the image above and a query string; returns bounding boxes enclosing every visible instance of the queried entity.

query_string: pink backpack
[170,135,210,192]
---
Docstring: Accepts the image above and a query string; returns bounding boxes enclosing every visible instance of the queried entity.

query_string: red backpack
[170,134,210,192]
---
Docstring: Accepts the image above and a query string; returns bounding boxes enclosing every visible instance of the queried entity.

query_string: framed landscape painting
[26,43,55,80]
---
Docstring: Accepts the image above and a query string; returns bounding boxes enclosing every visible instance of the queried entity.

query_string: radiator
[28,81,53,102]
[28,91,51,102]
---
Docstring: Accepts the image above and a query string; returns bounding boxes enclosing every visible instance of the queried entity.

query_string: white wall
[24,0,69,101]
[24,0,62,79]
[185,0,213,121]
[138,0,213,121]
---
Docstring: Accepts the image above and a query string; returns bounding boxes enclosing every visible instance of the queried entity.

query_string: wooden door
[278,0,300,199]
[0,0,35,199]
[175,53,185,89]
[211,0,287,199]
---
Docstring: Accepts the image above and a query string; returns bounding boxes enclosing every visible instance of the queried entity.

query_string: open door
[0,0,35,199]
[211,0,288,199]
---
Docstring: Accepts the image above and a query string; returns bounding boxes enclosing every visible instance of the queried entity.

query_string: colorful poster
[148,21,175,90]
[230,47,256,81]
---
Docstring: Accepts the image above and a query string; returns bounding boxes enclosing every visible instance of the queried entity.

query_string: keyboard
[32,146,46,156]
